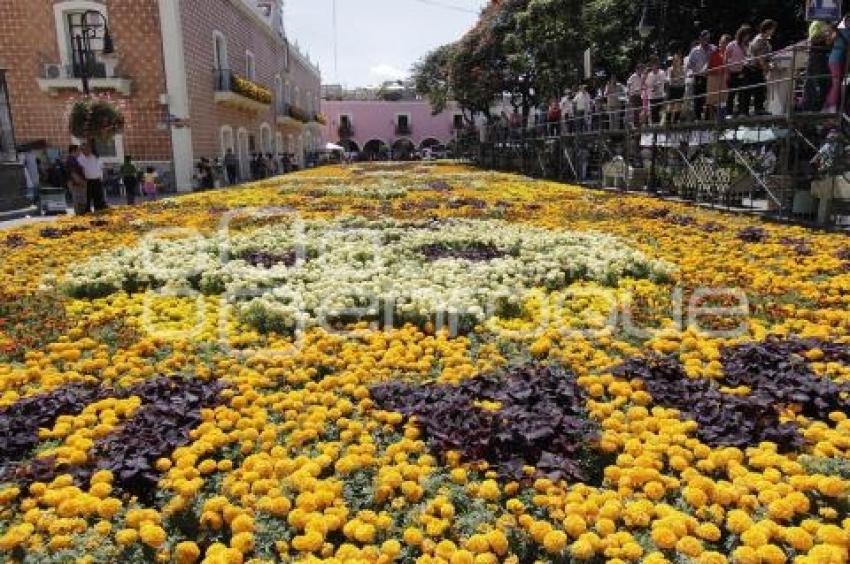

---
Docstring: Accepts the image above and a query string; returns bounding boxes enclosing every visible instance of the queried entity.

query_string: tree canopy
[412,0,807,121]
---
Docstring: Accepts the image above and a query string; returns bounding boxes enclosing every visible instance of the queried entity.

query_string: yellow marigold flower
[767,499,794,521]
[230,514,255,534]
[563,514,587,538]
[291,530,323,553]
[486,530,509,556]
[731,546,759,564]
[90,470,113,485]
[450,550,475,564]
[726,509,754,534]
[478,479,500,501]
[817,524,850,545]
[651,526,678,550]
[697,551,727,564]
[435,539,458,560]
[542,530,567,553]
[403,527,424,546]
[740,527,768,548]
[643,552,670,564]
[570,538,595,559]
[381,539,402,557]
[139,524,167,548]
[89,482,112,499]
[230,532,254,553]
[465,533,490,554]
[97,498,122,519]
[696,522,721,542]
[675,535,703,557]
[174,541,201,564]
[48,534,73,551]
[115,528,138,546]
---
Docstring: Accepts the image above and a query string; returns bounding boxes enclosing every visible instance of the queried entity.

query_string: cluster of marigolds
[0,163,849,563]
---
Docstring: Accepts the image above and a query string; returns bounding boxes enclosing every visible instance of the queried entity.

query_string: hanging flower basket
[69,99,125,141]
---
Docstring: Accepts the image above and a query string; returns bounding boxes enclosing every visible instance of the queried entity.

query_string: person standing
[120,155,139,205]
[627,64,645,128]
[224,148,239,185]
[78,144,107,212]
[804,20,833,112]
[687,30,716,121]
[646,57,667,125]
[605,76,625,130]
[142,167,159,200]
[65,145,88,215]
[744,19,778,116]
[706,34,731,120]
[726,25,754,117]
[666,52,687,123]
[825,14,850,113]
[573,85,592,132]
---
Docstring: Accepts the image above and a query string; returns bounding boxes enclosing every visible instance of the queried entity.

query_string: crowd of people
[509,15,850,135]
[38,145,303,215]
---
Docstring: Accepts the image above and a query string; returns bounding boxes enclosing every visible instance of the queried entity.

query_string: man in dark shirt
[64,145,87,215]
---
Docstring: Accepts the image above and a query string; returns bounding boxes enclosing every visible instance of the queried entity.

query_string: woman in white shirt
[572,86,592,131]
[646,56,667,125]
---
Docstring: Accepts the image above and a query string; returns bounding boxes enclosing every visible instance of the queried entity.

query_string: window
[260,123,272,153]
[245,50,256,80]
[339,115,352,128]
[397,115,409,128]
[453,114,464,129]
[54,2,110,76]
[275,132,283,153]
[0,72,16,160]
[248,134,257,152]
[220,125,234,157]
[213,32,228,70]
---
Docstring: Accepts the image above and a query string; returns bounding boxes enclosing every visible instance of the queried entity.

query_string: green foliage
[68,99,125,141]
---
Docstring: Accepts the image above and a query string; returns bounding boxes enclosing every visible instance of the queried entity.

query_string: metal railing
[395,123,412,136]
[467,44,850,226]
[213,68,234,92]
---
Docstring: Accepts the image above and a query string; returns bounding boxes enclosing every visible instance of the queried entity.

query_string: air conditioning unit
[43,63,65,80]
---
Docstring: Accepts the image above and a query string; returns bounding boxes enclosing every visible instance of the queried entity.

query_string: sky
[284,0,488,88]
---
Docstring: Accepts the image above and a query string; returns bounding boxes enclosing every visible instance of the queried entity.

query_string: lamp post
[72,10,114,96]
[639,0,662,195]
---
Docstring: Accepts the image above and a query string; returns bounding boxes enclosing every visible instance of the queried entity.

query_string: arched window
[275,132,283,154]
[212,31,228,71]
[245,50,256,80]
[260,123,272,153]
[53,1,110,70]
[220,125,234,158]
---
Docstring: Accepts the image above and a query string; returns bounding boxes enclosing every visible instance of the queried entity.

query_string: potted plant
[69,99,125,141]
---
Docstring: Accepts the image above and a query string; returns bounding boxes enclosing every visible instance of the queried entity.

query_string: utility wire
[410,0,481,15]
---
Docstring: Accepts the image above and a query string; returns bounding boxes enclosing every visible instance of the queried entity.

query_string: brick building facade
[0,0,322,192]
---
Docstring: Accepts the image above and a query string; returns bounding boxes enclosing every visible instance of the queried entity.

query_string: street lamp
[638,0,655,39]
[72,10,114,96]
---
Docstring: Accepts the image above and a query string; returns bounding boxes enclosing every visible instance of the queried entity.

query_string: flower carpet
[0,162,849,563]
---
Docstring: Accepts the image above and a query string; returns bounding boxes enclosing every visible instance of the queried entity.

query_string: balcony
[214,69,272,113]
[395,123,412,136]
[37,62,131,96]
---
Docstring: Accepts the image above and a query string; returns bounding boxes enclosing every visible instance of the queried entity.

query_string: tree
[412,43,456,115]
[511,0,587,99]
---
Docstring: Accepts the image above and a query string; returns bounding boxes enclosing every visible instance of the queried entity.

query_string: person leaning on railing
[804,19,832,112]
[825,14,850,114]
[725,25,753,117]
[666,52,686,124]
[686,30,716,121]
[743,19,778,116]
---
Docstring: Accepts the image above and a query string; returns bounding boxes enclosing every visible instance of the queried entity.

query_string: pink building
[321,100,465,158]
